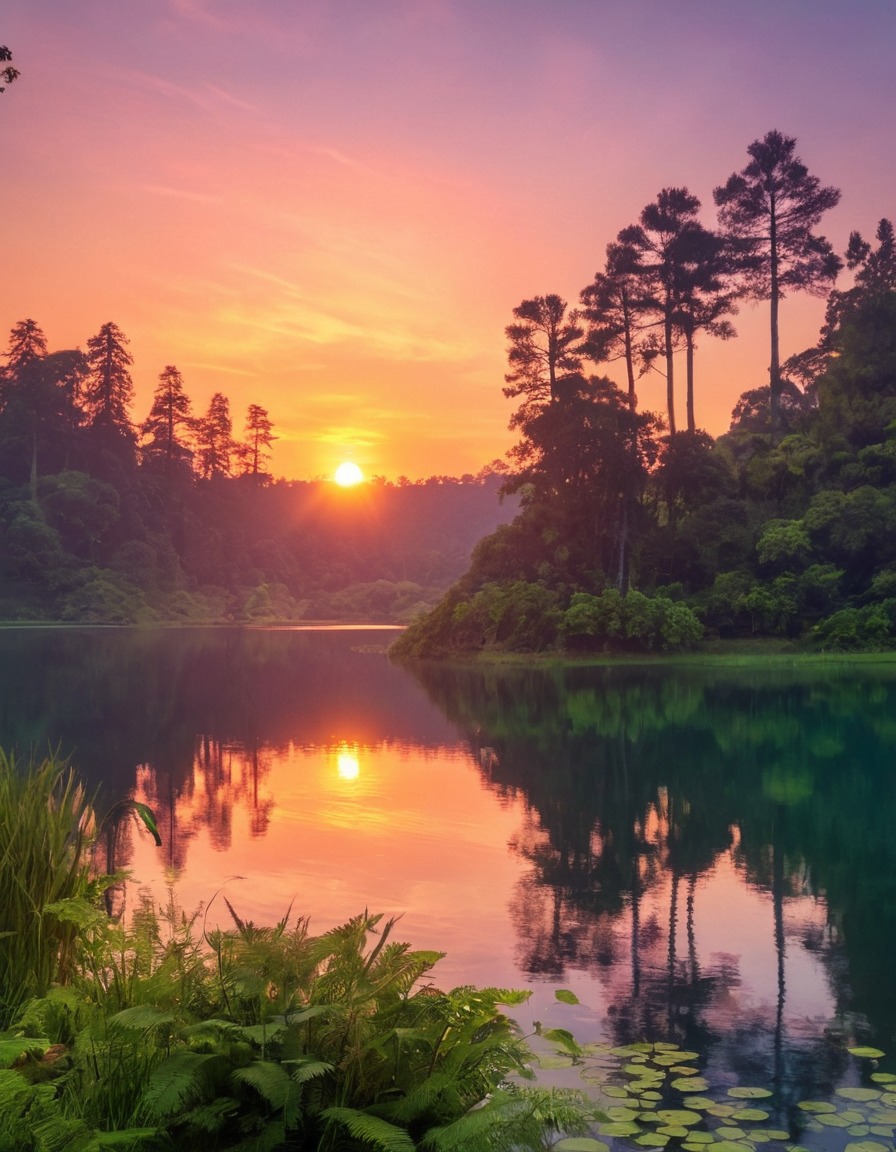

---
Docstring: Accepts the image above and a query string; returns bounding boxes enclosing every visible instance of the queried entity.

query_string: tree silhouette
[580,241,647,411]
[196,391,233,478]
[84,322,135,437]
[503,294,583,420]
[241,403,275,477]
[0,46,19,92]
[142,365,194,469]
[618,188,709,435]
[714,130,841,436]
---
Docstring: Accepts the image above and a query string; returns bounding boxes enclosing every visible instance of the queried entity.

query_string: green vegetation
[1,751,602,1150]
[395,135,896,657]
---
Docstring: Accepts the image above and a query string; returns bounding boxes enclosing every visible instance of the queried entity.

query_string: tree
[196,392,233,478]
[0,46,19,92]
[503,294,583,421]
[84,322,135,437]
[241,404,275,477]
[4,319,47,377]
[580,241,646,411]
[141,365,194,469]
[619,188,715,435]
[714,130,841,435]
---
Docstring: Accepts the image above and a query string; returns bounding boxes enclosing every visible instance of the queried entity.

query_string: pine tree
[242,404,275,477]
[142,365,194,468]
[84,322,135,437]
[196,392,233,478]
[714,130,841,435]
[503,295,583,424]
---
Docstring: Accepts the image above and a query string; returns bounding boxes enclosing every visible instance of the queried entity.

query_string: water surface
[3,627,896,1123]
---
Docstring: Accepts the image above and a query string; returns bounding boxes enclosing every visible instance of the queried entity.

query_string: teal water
[3,627,896,1138]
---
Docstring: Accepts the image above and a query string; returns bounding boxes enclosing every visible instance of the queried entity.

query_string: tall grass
[0,749,96,1028]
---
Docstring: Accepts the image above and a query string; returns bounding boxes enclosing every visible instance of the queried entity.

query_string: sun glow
[334,462,364,487]
[337,753,361,781]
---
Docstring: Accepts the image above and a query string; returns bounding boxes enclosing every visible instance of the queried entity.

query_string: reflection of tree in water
[411,659,896,1094]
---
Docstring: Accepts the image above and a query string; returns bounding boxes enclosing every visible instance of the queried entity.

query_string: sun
[334,461,364,487]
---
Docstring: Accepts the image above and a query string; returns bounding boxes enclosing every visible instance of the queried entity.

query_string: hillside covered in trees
[396,132,896,656]
[0,318,515,623]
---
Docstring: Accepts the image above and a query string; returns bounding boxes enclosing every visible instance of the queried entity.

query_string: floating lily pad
[871,1073,896,1084]
[817,1113,853,1128]
[671,1065,701,1076]
[849,1048,886,1060]
[554,1140,610,1152]
[625,1062,651,1074]
[635,1134,670,1147]
[681,1132,715,1144]
[580,1068,607,1085]
[844,1142,890,1152]
[731,1108,769,1122]
[838,1088,883,1102]
[537,1054,575,1069]
[711,1141,753,1152]
[878,1092,896,1107]
[870,1126,896,1137]
[654,1053,690,1066]
[657,1110,702,1126]
[682,1098,716,1111]
[841,1111,867,1124]
[705,1105,736,1118]
[600,1122,642,1137]
[727,1087,773,1099]
[603,1086,630,1098]
[674,1077,710,1092]
[716,1127,746,1140]
[654,1042,681,1052]
[683,1144,711,1151]
[606,1106,639,1122]
[643,1092,664,1102]
[752,1130,790,1141]
[798,1101,837,1113]
[847,1126,871,1137]
[657,1127,691,1139]
[749,1134,771,1143]
[867,1108,896,1123]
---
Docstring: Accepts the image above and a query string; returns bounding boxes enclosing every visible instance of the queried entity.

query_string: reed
[0,749,96,1028]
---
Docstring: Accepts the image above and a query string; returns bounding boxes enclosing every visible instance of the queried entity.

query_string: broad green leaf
[674,1077,709,1092]
[798,1101,837,1113]
[849,1047,886,1059]
[838,1088,883,1102]
[0,1035,51,1068]
[555,989,580,1005]
[727,1086,772,1099]
[634,1134,669,1147]
[656,1110,702,1126]
[731,1108,769,1122]
[600,1122,641,1137]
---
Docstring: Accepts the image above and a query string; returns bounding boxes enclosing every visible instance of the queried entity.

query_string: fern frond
[421,1091,534,1151]
[283,1056,334,1084]
[321,1106,415,1151]
[91,1127,160,1147]
[108,1006,175,1034]
[137,1051,221,1121]
[232,1059,294,1110]
[181,1096,240,1133]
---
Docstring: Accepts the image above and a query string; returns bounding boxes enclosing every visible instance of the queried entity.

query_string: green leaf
[726,1086,772,1099]
[838,1087,883,1102]
[232,1060,294,1110]
[132,802,162,846]
[849,1047,886,1059]
[109,1006,175,1033]
[94,1130,159,1148]
[555,989,581,1005]
[322,1106,415,1151]
[554,1140,609,1151]
[0,1034,51,1068]
[543,1027,583,1056]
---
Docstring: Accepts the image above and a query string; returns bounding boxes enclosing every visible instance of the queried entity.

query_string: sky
[3,0,895,481]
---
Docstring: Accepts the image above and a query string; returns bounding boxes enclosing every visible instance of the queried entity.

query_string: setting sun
[334,462,364,487]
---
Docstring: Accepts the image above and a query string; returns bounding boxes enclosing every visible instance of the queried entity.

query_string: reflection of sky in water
[126,735,840,1055]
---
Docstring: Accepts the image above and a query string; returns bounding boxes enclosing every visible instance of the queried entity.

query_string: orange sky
[3,1,895,479]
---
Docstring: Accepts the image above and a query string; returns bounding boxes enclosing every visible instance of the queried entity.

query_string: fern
[232,1059,294,1110]
[108,1006,176,1034]
[137,1050,222,1121]
[321,1105,416,1151]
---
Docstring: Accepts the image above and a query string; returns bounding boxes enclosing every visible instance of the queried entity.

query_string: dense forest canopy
[0,318,516,623]
[396,132,896,656]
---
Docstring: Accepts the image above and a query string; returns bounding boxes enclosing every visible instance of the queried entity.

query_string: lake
[4,625,896,1136]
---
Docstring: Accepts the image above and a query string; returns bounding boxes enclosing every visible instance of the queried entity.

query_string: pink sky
[3,1,895,479]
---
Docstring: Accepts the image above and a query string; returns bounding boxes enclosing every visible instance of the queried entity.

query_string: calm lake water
[4,626,896,1131]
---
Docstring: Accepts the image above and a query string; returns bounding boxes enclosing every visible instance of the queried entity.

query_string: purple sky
[3,0,894,478]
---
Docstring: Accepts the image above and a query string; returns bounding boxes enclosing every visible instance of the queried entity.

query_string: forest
[396,131,896,656]
[0,318,515,624]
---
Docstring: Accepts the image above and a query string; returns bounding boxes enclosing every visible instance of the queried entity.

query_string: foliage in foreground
[0,752,597,1150]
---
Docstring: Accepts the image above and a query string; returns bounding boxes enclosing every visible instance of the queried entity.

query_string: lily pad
[844,1142,890,1152]
[606,1107,639,1122]
[847,1126,872,1137]
[603,1086,630,1098]
[817,1113,853,1128]
[752,1130,790,1142]
[716,1127,746,1140]
[600,1122,642,1138]
[841,1112,867,1124]
[727,1086,773,1100]
[838,1088,882,1102]
[554,1141,610,1152]
[682,1098,716,1111]
[537,1054,575,1069]
[871,1073,896,1084]
[681,1133,715,1144]
[635,1135,670,1148]
[656,1110,703,1126]
[671,1065,702,1076]
[642,1092,664,1102]
[674,1078,710,1092]
[657,1127,692,1139]
[870,1126,896,1137]
[705,1105,736,1118]
[654,1042,681,1052]
[849,1047,886,1060]
[711,1141,753,1152]
[731,1108,769,1122]
[798,1101,837,1113]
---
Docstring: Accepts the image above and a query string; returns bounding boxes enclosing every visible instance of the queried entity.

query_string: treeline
[395,131,896,656]
[0,320,515,622]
